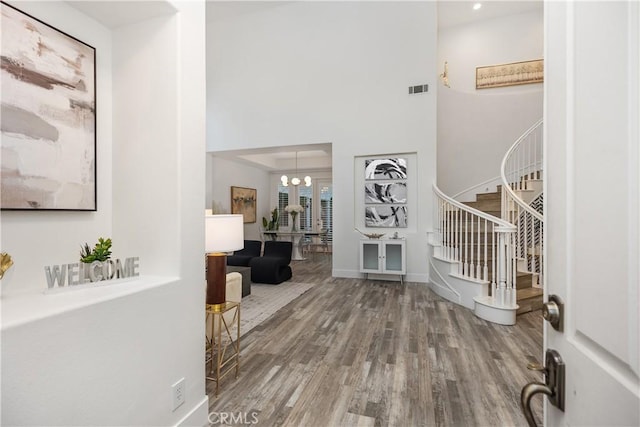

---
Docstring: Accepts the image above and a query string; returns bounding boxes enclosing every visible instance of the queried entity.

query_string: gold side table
[205,301,241,396]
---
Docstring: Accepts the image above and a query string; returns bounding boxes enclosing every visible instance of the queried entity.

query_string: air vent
[408,84,429,94]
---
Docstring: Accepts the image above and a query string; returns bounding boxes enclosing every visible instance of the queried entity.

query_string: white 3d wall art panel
[364,182,407,204]
[364,158,407,180]
[364,157,407,228]
[365,205,407,228]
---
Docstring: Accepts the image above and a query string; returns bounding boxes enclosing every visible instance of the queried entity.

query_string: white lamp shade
[205,214,244,253]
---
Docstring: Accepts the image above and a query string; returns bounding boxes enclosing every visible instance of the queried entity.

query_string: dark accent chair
[227,240,262,267]
[250,241,292,284]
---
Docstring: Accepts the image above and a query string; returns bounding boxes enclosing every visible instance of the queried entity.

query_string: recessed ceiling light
[473,3,482,10]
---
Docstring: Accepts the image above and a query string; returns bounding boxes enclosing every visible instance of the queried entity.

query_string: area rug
[240,281,315,336]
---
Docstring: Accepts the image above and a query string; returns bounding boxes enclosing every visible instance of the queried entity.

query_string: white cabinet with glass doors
[359,239,405,283]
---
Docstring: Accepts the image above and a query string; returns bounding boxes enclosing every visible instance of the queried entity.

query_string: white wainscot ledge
[1,275,180,331]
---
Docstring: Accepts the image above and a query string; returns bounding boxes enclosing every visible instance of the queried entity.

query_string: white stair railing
[433,184,518,307]
[501,119,544,286]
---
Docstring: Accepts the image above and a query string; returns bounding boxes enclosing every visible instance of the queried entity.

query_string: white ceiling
[213,143,333,173]
[438,0,542,30]
[67,0,542,173]
[67,1,176,29]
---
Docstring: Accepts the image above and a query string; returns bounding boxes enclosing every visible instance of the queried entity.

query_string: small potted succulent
[80,237,112,263]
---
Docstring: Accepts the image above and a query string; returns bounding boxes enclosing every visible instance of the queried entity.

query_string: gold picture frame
[231,186,256,223]
[476,59,543,89]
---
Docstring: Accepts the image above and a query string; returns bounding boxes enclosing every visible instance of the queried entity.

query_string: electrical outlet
[172,378,185,411]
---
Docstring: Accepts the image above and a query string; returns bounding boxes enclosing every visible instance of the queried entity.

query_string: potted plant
[80,237,112,263]
[262,208,279,240]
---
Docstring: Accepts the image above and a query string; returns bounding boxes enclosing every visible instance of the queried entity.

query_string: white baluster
[476,216,481,279]
[464,210,469,277]
[483,219,488,281]
[470,214,475,279]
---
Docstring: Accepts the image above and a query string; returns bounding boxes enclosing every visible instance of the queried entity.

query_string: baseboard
[174,396,209,427]
[332,269,362,279]
[333,270,428,283]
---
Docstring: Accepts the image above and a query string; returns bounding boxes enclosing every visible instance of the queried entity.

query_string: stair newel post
[510,232,517,307]
[494,225,516,306]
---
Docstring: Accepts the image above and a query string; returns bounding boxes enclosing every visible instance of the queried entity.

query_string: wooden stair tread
[476,191,502,201]
[517,287,543,299]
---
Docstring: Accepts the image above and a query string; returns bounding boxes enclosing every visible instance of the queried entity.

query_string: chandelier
[281,151,311,187]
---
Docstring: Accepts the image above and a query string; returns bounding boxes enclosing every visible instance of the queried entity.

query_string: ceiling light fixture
[473,3,482,10]
[281,151,311,187]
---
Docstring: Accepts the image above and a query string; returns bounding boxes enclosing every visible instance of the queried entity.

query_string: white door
[541,1,640,425]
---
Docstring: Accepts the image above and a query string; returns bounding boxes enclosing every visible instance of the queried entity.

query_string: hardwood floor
[207,256,544,426]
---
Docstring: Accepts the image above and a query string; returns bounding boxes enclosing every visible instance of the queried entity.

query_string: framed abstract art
[1,2,97,210]
[231,186,256,223]
[364,157,408,228]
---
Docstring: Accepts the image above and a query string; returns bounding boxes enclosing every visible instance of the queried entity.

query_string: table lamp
[205,214,244,308]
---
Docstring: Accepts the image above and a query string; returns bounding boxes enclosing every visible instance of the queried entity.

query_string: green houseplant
[262,208,279,240]
[80,237,112,263]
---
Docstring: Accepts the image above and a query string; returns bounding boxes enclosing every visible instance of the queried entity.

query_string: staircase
[429,119,544,325]
[463,187,543,315]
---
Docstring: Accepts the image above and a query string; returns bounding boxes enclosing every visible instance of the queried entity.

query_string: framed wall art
[476,59,543,89]
[363,156,408,228]
[365,205,407,228]
[231,186,256,223]
[364,182,407,204]
[1,1,97,210]
[365,158,407,180]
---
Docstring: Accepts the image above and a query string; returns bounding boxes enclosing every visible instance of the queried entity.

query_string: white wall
[208,154,272,240]
[437,9,544,196]
[0,0,113,295]
[207,1,437,282]
[1,1,208,426]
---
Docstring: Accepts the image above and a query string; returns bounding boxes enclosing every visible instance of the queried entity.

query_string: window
[299,185,313,231]
[320,184,333,243]
[277,184,289,228]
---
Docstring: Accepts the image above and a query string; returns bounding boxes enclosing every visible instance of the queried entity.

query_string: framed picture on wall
[476,59,544,89]
[0,1,97,210]
[363,156,408,228]
[231,186,256,223]
[365,205,407,228]
[364,182,407,204]
[364,158,407,180]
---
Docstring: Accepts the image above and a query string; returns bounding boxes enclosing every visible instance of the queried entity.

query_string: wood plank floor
[207,256,544,426]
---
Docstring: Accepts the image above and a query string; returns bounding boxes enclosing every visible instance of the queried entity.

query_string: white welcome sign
[44,257,139,289]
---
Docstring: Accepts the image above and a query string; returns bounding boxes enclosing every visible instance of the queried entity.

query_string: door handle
[520,349,565,427]
[521,382,553,427]
[543,294,564,331]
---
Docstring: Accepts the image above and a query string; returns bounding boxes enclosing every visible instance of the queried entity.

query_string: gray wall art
[364,182,407,204]
[1,2,96,210]
[364,157,408,227]
[365,158,407,180]
[365,206,407,228]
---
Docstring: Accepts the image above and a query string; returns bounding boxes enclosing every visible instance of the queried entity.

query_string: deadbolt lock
[542,294,564,332]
